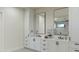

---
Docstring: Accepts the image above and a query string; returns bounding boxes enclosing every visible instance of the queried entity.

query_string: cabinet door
[29,37,36,50]
[69,41,79,52]
[56,41,69,52]
[34,37,40,51]
[47,40,56,52]
[29,37,40,51]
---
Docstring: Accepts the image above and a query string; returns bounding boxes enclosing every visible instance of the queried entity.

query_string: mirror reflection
[36,12,46,34]
[54,8,69,36]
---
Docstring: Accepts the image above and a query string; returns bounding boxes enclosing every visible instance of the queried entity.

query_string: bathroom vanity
[24,7,79,52]
[24,35,70,52]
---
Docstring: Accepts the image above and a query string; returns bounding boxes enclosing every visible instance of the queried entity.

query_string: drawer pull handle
[43,40,46,42]
[33,38,35,42]
[56,41,59,45]
[43,44,46,46]
[43,48,46,50]
[74,50,79,52]
[75,43,79,45]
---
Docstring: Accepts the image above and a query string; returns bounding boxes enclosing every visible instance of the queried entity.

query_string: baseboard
[4,47,24,52]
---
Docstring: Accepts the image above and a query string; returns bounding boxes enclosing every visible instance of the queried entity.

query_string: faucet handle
[56,41,59,45]
[69,37,71,41]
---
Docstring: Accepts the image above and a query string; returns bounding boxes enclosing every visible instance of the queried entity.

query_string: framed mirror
[36,12,46,34]
[54,8,69,36]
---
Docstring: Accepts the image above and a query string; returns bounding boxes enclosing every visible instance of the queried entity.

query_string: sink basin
[36,35,42,37]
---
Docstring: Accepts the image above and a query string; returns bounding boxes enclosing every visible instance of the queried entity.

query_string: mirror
[54,8,69,36]
[36,12,46,34]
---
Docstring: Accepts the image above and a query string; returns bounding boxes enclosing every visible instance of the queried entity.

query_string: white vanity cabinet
[33,37,41,51]
[46,39,70,52]
[69,41,79,52]
[29,37,35,50]
[24,37,70,52]
[24,37,41,51]
[29,37,41,51]
[47,39,56,52]
[56,41,69,52]
[24,36,70,52]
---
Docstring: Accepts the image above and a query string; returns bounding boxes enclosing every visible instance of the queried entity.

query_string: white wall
[35,8,54,34]
[24,8,30,37]
[0,10,4,51]
[69,7,79,42]
[24,8,35,37]
[0,7,24,51]
[55,8,68,18]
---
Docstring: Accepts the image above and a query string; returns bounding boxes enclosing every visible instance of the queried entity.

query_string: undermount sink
[36,35,42,37]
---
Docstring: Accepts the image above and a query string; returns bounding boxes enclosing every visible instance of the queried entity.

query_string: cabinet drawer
[41,39,47,44]
[24,43,30,48]
[41,48,47,52]
[41,39,47,41]
[71,46,79,49]
[70,42,79,49]
[24,40,28,43]
[24,44,28,47]
[40,43,47,52]
[41,44,47,48]
[40,39,47,46]
[24,39,30,48]
[69,47,79,52]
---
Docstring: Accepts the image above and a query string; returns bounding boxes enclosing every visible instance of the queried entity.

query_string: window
[57,23,65,28]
